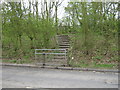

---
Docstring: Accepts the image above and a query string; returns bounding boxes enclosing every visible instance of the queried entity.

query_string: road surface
[2,66,118,88]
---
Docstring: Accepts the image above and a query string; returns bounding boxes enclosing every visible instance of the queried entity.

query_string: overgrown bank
[2,2,119,69]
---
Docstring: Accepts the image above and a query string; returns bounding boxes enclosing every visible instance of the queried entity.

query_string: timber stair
[53,35,71,65]
[57,35,70,50]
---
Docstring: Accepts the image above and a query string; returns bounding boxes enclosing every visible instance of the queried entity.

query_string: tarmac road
[2,66,118,88]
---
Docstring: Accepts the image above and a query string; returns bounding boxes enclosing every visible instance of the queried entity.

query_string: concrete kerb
[1,63,119,73]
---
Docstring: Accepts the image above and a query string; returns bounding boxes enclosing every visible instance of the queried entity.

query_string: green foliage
[65,2,118,68]
[94,64,116,68]
[2,1,118,69]
[2,2,57,61]
[9,60,17,63]
[92,56,103,60]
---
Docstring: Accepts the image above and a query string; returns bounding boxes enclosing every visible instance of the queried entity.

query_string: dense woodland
[1,1,119,68]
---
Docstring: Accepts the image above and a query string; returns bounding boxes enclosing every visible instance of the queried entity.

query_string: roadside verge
[1,63,119,73]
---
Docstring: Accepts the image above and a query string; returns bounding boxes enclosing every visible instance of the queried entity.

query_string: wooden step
[61,40,70,43]
[59,41,70,43]
[60,42,70,44]
[59,44,70,46]
[51,60,67,63]
[48,59,65,62]
[54,57,66,59]
[59,45,70,47]
[57,35,70,52]
[58,38,70,40]
[62,40,70,42]
[57,37,70,39]
[58,36,69,38]
[59,44,70,45]
[59,46,70,48]
[57,35,69,37]
[58,39,70,42]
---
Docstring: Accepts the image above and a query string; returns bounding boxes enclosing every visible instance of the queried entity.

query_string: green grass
[69,61,117,69]
[3,59,17,63]
[10,60,17,63]
[3,59,33,64]
[94,64,117,68]
[92,56,103,60]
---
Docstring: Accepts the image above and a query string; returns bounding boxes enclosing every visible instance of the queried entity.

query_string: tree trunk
[82,2,89,55]
[55,2,58,34]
